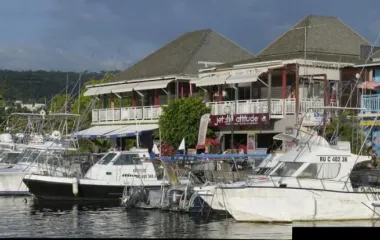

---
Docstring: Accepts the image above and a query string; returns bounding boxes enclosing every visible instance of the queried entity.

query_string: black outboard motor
[122,186,150,208]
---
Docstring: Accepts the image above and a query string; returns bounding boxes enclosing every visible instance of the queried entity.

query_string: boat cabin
[256,141,371,191]
[84,149,165,184]
[0,149,21,168]
[1,147,80,177]
[254,153,284,175]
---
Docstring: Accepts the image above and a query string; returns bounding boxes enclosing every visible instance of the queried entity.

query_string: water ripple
[0,196,294,239]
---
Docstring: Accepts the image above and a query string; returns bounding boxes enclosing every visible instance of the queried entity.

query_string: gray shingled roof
[215,15,371,69]
[110,29,253,82]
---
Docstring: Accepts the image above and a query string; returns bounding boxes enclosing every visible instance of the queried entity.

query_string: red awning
[358,81,380,90]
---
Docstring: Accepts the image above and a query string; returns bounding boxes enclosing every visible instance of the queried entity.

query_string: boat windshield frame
[97,152,119,165]
[269,162,304,177]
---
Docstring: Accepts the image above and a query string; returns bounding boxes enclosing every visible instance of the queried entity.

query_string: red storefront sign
[209,113,270,127]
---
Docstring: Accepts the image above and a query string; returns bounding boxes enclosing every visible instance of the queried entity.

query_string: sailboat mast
[65,74,68,136]
[78,72,82,113]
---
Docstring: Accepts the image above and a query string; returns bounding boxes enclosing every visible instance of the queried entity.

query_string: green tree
[78,138,110,153]
[72,73,118,128]
[49,94,71,113]
[325,111,363,154]
[158,97,212,148]
[0,69,120,103]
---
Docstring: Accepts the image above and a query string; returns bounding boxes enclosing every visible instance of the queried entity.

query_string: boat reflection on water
[29,198,122,213]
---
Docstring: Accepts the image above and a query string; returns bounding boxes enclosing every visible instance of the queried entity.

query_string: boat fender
[72,177,79,196]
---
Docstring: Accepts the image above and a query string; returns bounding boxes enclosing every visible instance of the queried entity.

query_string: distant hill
[0,70,120,103]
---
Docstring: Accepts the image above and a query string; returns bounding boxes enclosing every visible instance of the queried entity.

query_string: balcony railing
[91,98,336,123]
[207,98,331,117]
[361,94,380,114]
[92,105,165,123]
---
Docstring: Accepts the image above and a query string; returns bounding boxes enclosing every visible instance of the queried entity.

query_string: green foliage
[158,97,212,148]
[325,111,363,154]
[48,73,118,130]
[50,94,70,113]
[78,138,110,153]
[41,73,119,153]
[0,70,120,103]
[124,139,137,150]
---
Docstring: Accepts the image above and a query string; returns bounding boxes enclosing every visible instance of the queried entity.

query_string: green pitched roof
[216,15,371,69]
[110,29,253,82]
[371,49,380,60]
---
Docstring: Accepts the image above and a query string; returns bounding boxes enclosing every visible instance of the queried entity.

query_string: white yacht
[213,134,375,222]
[23,148,167,202]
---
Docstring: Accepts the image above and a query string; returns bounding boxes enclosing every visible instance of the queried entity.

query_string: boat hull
[196,187,226,211]
[0,171,30,195]
[23,174,162,203]
[217,186,380,222]
[196,179,265,212]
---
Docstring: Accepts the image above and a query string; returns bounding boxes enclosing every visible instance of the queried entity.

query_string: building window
[238,87,250,100]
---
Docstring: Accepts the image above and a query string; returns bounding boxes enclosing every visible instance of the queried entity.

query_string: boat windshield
[256,167,272,175]
[297,163,341,179]
[26,150,42,162]
[0,150,8,163]
[113,154,140,165]
[4,152,20,164]
[97,153,117,165]
[17,149,35,163]
[270,162,304,177]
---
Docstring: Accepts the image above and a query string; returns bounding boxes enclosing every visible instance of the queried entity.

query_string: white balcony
[92,105,165,123]
[91,99,335,124]
[207,98,331,118]
[361,94,380,114]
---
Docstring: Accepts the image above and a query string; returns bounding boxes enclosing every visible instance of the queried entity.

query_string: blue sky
[1,0,380,72]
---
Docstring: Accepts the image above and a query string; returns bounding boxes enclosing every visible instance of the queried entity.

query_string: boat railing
[35,159,82,178]
[258,176,354,192]
[350,170,380,188]
[203,170,248,183]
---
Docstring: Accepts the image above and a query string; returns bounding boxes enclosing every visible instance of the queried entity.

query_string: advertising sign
[196,113,210,149]
[209,113,270,127]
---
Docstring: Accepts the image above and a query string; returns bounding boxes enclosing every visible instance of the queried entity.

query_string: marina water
[0,196,292,239]
[1,196,378,239]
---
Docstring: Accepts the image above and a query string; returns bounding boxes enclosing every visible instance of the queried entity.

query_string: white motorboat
[23,148,168,202]
[195,127,333,212]
[214,134,377,222]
